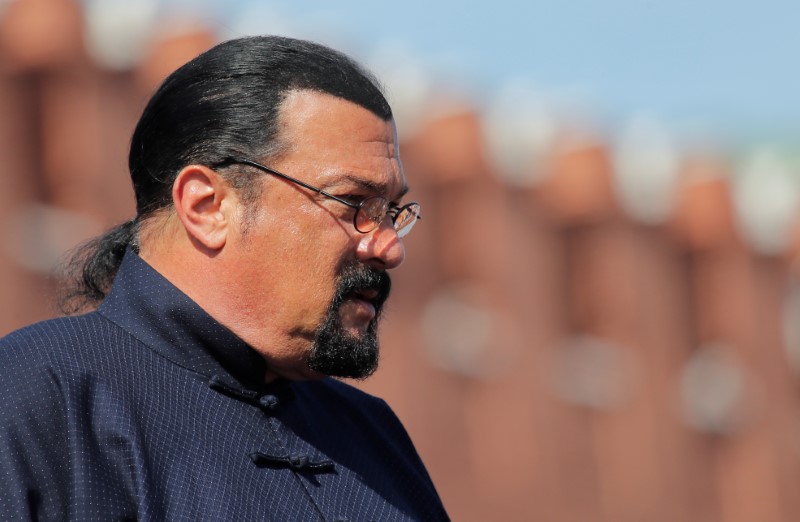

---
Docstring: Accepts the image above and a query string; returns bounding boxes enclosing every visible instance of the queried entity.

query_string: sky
[78,0,800,146]
[230,0,799,145]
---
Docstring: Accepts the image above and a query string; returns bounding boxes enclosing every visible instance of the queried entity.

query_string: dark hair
[61,35,392,313]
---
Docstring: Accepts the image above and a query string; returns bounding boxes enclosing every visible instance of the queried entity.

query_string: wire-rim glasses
[215,158,421,238]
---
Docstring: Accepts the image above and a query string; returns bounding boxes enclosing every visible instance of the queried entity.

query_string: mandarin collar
[98,249,269,391]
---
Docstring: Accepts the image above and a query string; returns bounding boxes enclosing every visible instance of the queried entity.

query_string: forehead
[275,90,405,194]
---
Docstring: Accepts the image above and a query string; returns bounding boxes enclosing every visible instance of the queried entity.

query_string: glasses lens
[393,203,421,238]
[355,196,388,233]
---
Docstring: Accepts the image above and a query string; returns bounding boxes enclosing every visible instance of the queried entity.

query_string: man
[0,36,449,521]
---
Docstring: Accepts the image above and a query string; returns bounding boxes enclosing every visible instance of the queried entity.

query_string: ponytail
[59,218,139,314]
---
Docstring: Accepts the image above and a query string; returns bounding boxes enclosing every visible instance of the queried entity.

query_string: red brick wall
[3,3,799,520]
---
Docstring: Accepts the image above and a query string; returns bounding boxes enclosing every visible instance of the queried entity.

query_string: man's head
[184,89,409,381]
[67,36,418,381]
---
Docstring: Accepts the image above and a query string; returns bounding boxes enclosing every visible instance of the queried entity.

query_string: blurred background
[3,0,800,520]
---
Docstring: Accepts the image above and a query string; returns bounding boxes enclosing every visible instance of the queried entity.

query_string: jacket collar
[98,249,269,391]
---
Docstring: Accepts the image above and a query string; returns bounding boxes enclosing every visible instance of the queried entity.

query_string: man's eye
[339,194,367,205]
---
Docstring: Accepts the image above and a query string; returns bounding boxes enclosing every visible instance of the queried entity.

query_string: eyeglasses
[215,158,421,238]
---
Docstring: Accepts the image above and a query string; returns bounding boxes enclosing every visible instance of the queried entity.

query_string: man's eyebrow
[326,174,410,200]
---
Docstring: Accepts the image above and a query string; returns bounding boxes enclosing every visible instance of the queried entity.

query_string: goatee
[307,262,391,379]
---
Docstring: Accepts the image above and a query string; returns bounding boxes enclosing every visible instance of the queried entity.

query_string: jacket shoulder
[0,313,121,373]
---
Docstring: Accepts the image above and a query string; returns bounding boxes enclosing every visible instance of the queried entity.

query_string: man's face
[224,90,408,381]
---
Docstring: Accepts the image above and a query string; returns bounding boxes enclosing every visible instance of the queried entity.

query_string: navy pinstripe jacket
[0,251,448,521]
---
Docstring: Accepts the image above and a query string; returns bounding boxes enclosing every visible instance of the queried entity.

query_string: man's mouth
[346,289,379,319]
[352,288,379,304]
[332,263,392,327]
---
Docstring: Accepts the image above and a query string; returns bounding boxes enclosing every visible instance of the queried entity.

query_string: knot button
[259,394,279,410]
[289,455,309,469]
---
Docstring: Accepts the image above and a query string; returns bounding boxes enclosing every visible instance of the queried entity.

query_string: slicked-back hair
[61,35,392,313]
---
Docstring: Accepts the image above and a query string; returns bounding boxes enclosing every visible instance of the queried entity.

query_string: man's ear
[172,164,235,251]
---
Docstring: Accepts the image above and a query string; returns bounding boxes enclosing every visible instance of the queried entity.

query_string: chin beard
[307,263,391,379]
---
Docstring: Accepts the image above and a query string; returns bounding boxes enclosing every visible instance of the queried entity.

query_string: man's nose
[355,220,405,270]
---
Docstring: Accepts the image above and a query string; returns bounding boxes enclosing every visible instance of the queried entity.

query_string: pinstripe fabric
[0,251,448,521]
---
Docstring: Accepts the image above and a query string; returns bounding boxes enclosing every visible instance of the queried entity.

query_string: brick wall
[3,2,800,520]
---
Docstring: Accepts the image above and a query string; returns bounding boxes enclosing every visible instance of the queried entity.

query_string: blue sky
[84,0,800,145]
[229,0,799,144]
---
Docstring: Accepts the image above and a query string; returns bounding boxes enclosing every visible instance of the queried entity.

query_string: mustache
[332,263,392,314]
